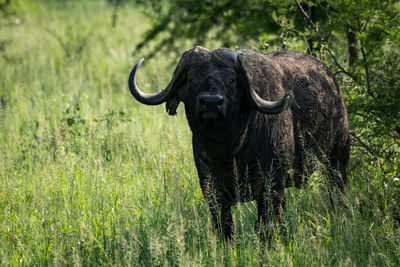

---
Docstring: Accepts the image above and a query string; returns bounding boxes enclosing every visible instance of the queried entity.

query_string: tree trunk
[347,28,358,67]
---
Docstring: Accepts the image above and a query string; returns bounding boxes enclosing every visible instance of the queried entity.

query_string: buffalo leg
[327,138,350,208]
[204,198,233,240]
[207,198,221,236]
[200,176,233,240]
[255,187,285,241]
[337,137,350,192]
[220,202,233,240]
[201,185,221,237]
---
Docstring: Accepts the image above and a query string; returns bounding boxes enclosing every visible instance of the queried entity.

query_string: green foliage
[0,0,33,63]
[134,0,283,54]
[0,0,399,265]
[0,0,31,15]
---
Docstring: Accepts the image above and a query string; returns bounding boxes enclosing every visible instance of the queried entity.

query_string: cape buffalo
[128,46,350,240]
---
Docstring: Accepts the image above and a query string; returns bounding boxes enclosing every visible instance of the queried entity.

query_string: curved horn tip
[130,58,145,75]
[138,58,144,65]
[251,91,294,114]
[284,93,294,111]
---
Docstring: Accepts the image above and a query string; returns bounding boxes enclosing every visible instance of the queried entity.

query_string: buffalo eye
[226,78,236,96]
[227,78,235,85]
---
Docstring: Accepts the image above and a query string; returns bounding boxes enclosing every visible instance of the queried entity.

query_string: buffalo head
[128,47,293,125]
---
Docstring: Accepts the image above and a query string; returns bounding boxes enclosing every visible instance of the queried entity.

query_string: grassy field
[0,1,399,266]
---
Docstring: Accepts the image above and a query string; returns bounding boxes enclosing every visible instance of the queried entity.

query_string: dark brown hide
[128,47,350,240]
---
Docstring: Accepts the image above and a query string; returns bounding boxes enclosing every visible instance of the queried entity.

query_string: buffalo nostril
[198,94,224,108]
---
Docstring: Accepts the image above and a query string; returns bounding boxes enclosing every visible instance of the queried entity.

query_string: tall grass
[0,1,399,265]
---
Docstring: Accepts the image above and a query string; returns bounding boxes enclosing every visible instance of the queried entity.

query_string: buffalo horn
[128,58,174,105]
[249,88,293,114]
[238,54,293,114]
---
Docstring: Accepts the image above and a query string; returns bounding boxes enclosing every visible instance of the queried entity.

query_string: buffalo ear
[163,46,210,116]
[166,97,180,115]
[236,53,251,92]
[237,52,293,114]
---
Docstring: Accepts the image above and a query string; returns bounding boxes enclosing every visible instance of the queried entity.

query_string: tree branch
[350,131,379,159]
[356,15,373,98]
[295,0,317,31]
[323,47,356,80]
